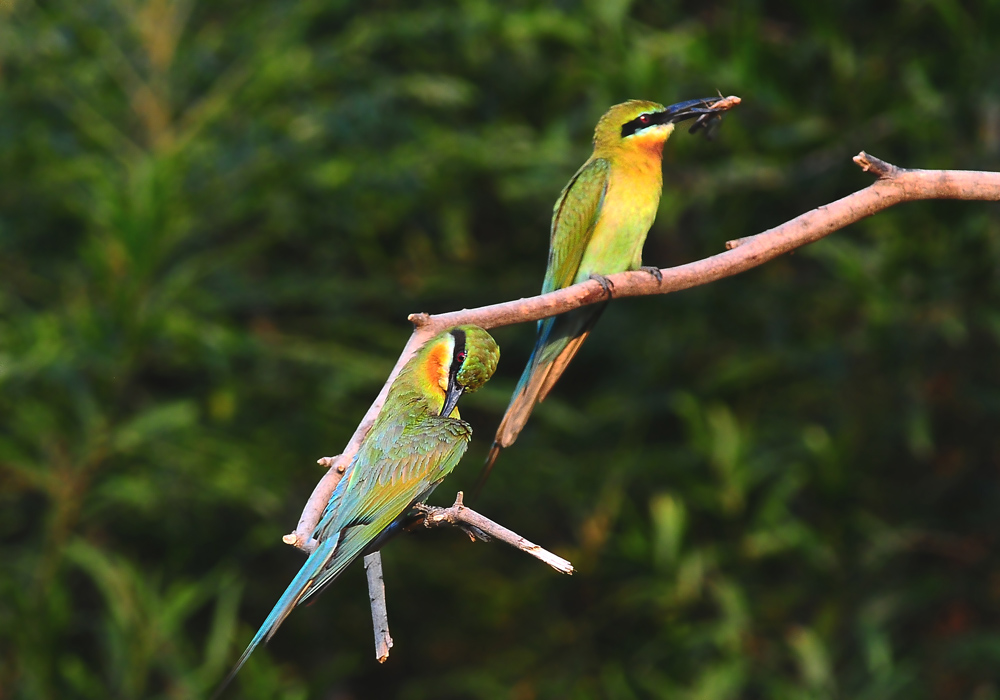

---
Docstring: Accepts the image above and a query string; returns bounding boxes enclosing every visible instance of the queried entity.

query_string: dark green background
[3,1,1000,698]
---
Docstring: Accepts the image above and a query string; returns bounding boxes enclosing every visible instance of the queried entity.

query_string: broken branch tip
[408,312,431,327]
[853,151,897,178]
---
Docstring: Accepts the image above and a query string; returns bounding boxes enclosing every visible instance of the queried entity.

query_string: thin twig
[415,492,575,575]
[363,553,393,663]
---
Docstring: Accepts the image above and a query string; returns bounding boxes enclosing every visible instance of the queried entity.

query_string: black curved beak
[440,380,465,417]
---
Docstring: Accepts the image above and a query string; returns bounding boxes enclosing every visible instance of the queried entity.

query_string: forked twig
[415,492,575,575]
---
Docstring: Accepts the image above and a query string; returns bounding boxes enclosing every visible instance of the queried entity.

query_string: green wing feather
[347,415,470,525]
[543,157,610,293]
[475,159,610,493]
[299,414,472,603]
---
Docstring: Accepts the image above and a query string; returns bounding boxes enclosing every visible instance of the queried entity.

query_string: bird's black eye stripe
[448,329,467,380]
[621,111,664,137]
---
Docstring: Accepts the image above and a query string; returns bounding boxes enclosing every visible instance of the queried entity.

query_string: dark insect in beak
[689,111,721,136]
[662,96,738,125]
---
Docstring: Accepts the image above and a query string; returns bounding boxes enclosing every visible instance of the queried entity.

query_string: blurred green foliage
[2,0,1000,698]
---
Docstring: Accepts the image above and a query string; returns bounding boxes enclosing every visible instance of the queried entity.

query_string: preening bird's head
[594,97,735,153]
[417,325,499,418]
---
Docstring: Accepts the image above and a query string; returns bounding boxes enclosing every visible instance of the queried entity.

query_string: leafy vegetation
[2,0,999,698]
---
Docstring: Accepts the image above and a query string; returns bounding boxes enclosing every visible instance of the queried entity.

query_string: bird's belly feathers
[573,164,662,284]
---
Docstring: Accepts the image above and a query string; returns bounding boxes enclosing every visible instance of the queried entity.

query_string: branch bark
[280,151,1000,661]
[416,492,575,575]
[363,553,392,663]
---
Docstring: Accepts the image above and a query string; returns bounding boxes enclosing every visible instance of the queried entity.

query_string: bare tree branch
[284,151,1000,553]
[415,492,575,575]
[279,151,1000,661]
[363,553,393,663]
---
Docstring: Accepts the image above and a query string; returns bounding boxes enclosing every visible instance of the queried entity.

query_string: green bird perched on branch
[217,325,499,694]
[477,96,739,492]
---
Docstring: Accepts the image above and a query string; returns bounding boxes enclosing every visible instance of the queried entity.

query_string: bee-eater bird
[218,325,499,692]
[478,96,737,490]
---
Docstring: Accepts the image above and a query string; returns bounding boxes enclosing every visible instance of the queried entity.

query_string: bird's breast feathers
[573,159,663,281]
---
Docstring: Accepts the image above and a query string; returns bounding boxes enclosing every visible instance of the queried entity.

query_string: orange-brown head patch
[421,335,453,398]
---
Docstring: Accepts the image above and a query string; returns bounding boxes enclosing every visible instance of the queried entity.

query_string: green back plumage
[314,326,498,549]
[543,158,611,294]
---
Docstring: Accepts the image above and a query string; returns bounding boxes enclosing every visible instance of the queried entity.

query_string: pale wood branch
[415,492,575,575]
[363,553,393,663]
[279,151,1000,662]
[284,151,1000,554]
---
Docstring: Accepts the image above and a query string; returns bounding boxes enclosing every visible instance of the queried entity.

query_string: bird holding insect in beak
[477,96,739,492]
[217,325,499,693]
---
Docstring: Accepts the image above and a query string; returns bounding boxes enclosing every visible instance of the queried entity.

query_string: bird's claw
[640,266,663,283]
[588,273,615,299]
[459,523,491,543]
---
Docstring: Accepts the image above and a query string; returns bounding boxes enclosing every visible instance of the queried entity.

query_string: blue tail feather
[213,532,341,698]
[506,304,605,422]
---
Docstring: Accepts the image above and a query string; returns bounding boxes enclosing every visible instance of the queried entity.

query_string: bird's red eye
[457,352,467,362]
[639,114,650,124]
